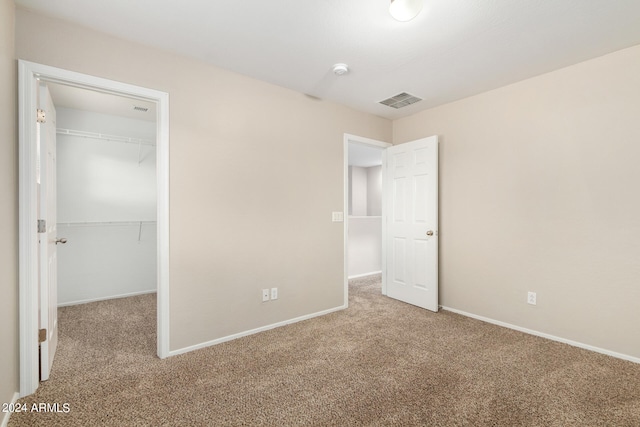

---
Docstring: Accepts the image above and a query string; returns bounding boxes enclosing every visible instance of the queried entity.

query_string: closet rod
[138,140,143,164]
[57,220,156,227]
[56,128,155,146]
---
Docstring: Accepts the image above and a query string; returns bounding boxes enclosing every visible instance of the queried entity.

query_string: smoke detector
[332,63,349,76]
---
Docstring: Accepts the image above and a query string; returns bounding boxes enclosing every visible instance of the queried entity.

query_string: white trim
[343,134,392,307]
[348,271,382,280]
[380,148,388,296]
[169,304,347,357]
[344,133,392,150]
[18,60,170,397]
[156,86,171,361]
[18,60,41,398]
[57,290,157,308]
[0,392,19,427]
[441,306,640,365]
[343,139,350,308]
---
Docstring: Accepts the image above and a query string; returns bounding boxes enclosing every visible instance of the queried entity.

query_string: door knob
[55,238,68,245]
[426,230,434,236]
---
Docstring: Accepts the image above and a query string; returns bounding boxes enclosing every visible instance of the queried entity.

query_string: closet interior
[50,83,158,306]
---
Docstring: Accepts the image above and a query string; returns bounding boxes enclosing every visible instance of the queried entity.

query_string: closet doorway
[19,61,169,397]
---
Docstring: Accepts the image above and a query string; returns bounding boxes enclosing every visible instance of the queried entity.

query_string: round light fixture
[332,63,349,76]
[389,0,423,22]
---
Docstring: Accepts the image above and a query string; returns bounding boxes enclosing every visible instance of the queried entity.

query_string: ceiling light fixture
[332,63,349,76]
[389,0,423,22]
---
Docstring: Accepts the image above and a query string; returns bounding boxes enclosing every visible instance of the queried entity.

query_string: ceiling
[16,0,640,120]
[47,82,156,121]
[349,144,383,168]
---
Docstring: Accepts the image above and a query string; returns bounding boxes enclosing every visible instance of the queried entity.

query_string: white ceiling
[47,82,156,121]
[349,144,383,168]
[17,0,640,120]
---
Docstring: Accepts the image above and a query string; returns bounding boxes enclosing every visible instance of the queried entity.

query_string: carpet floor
[9,275,640,426]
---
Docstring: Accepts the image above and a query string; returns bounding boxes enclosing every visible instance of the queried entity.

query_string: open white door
[38,83,60,381]
[384,136,438,311]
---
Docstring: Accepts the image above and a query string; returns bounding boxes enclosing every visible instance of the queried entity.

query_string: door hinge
[39,328,47,343]
[37,109,46,124]
[38,219,46,233]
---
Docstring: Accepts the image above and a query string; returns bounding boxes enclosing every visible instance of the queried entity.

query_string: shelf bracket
[137,140,143,165]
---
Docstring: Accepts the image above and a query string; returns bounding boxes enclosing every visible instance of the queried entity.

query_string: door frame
[343,134,392,306]
[18,60,171,397]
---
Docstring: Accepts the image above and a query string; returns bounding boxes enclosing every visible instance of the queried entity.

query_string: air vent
[379,92,422,109]
[133,106,149,112]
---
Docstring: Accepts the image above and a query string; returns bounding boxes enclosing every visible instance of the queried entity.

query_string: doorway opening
[343,134,391,306]
[18,60,170,397]
[343,133,440,312]
[48,81,159,382]
[347,143,383,278]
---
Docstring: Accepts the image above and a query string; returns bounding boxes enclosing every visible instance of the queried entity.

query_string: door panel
[39,83,58,381]
[393,177,406,221]
[414,174,429,222]
[392,238,406,284]
[413,240,429,289]
[385,136,438,311]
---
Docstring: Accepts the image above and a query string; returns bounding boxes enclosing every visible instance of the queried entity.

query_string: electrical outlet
[271,287,278,300]
[262,289,270,302]
[527,291,537,305]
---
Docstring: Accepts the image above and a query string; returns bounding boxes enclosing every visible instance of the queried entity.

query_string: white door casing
[38,83,59,381]
[384,136,438,311]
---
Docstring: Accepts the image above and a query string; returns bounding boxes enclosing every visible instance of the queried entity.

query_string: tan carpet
[9,275,640,426]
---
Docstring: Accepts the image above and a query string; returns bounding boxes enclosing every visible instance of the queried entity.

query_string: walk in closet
[53,89,157,306]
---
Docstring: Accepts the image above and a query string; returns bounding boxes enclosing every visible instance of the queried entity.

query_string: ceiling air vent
[379,92,422,109]
[133,106,149,112]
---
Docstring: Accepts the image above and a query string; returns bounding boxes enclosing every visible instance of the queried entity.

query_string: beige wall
[13,4,637,370]
[0,0,18,408]
[15,9,391,351]
[394,44,640,359]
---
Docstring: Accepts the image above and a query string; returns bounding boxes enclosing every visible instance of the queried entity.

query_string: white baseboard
[348,271,382,280]
[1,392,19,427]
[58,289,157,307]
[440,305,640,365]
[169,304,347,357]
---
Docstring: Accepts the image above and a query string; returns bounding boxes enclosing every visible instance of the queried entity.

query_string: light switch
[332,212,344,222]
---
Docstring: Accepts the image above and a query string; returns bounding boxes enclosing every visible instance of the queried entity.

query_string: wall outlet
[271,287,278,300]
[262,289,270,302]
[527,291,537,305]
